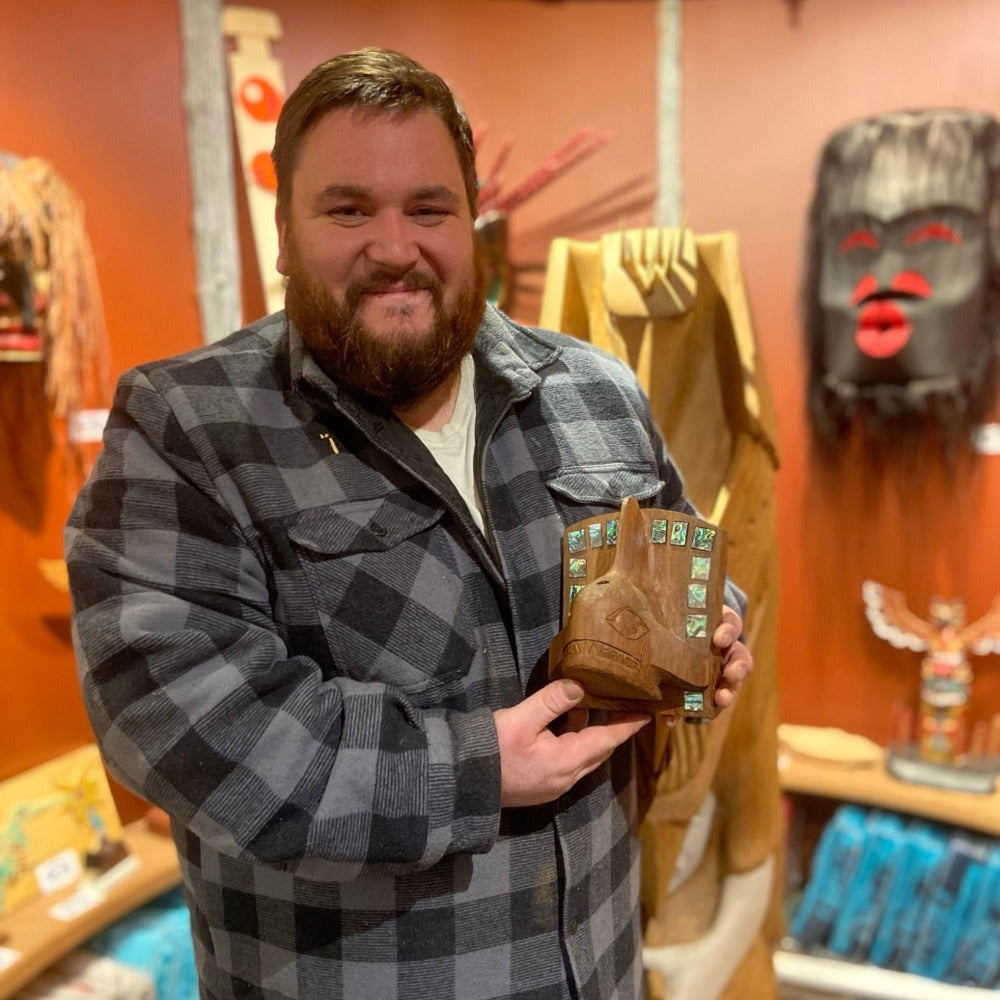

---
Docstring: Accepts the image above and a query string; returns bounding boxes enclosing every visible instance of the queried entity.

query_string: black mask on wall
[803,109,1000,446]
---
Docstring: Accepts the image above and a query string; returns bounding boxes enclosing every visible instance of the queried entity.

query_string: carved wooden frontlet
[549,496,726,719]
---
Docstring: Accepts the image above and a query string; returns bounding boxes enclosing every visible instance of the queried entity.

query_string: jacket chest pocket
[285,498,473,695]
[544,464,665,516]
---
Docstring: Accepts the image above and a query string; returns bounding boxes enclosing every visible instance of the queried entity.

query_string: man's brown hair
[272,47,478,217]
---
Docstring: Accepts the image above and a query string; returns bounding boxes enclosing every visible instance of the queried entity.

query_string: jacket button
[370,521,386,537]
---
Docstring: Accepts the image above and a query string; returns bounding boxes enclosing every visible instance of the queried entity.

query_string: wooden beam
[178,0,242,343]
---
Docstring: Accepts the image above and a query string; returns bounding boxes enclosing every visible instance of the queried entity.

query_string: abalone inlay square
[686,614,708,638]
[692,526,716,551]
[691,556,711,580]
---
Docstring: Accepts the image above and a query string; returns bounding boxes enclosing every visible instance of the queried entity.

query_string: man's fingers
[713,607,742,650]
[714,686,736,709]
[495,695,647,807]
[533,678,585,727]
[723,656,750,685]
[720,605,741,627]
[563,713,649,777]
[714,633,753,708]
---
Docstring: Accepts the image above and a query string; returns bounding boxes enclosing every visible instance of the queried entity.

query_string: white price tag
[35,848,83,896]
[68,407,110,443]
[972,422,1000,455]
[0,947,22,971]
[48,884,105,921]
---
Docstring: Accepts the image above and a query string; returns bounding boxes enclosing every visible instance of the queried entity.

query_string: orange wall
[682,0,1000,739]
[1,0,997,819]
[0,0,202,814]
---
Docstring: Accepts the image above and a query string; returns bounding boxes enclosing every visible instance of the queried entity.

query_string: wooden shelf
[777,726,999,837]
[0,820,180,999]
[775,949,997,999]
[777,726,998,996]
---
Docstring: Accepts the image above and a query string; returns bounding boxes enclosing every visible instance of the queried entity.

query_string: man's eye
[838,229,880,254]
[328,206,366,221]
[412,207,448,223]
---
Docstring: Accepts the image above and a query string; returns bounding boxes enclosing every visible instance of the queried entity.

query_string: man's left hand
[712,605,752,709]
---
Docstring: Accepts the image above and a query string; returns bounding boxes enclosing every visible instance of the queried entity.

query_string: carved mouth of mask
[855,299,913,358]
[0,261,46,358]
[0,328,43,352]
[558,639,654,700]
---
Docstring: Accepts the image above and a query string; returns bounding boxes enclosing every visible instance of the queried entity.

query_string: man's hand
[712,605,753,709]
[493,679,649,808]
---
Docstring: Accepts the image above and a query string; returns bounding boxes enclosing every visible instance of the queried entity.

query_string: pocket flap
[287,497,443,556]
[546,465,664,506]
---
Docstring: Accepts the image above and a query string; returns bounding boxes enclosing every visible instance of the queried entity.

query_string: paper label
[34,847,83,895]
[67,408,110,443]
[972,422,1000,455]
[48,884,105,921]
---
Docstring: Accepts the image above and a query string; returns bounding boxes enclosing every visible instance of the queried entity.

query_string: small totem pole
[863,579,1000,787]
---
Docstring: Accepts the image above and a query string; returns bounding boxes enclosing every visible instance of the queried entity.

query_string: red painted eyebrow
[838,229,880,254]
[903,222,962,246]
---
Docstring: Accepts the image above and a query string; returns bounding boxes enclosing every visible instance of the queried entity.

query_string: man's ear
[275,204,289,276]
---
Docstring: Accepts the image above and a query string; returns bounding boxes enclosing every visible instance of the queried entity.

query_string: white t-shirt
[412,353,484,531]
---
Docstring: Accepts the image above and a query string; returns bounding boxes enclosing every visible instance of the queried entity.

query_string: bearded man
[66,48,750,1000]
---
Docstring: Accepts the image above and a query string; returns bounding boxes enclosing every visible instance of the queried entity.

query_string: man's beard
[285,249,486,411]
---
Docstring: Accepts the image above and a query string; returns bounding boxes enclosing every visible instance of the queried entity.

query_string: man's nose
[365,212,419,270]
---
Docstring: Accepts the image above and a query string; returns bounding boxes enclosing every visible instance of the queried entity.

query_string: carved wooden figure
[541,227,782,1000]
[549,499,725,719]
[863,580,1000,764]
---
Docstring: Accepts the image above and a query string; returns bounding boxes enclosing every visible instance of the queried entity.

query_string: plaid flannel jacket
[66,306,698,999]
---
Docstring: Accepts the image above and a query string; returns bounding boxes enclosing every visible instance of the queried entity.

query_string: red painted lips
[855,300,913,358]
[850,270,932,359]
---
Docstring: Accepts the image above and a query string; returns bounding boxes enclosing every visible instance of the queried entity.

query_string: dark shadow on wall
[0,361,52,531]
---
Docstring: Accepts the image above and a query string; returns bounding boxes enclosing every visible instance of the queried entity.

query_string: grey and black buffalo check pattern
[67,306,714,999]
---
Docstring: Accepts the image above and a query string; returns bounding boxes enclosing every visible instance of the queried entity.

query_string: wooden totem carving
[863,580,1000,767]
[549,500,725,719]
[541,227,782,1000]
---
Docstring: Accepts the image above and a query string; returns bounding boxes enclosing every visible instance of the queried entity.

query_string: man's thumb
[538,678,585,720]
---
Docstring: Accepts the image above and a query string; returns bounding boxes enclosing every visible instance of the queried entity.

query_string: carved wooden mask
[804,110,1000,444]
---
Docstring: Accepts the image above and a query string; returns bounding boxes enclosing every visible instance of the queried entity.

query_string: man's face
[276,107,484,408]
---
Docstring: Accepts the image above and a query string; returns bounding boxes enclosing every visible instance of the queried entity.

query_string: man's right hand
[492,679,650,808]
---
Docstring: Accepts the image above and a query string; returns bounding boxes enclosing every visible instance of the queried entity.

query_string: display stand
[774,949,998,999]
[776,724,999,997]
[778,725,999,837]
[0,820,180,999]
